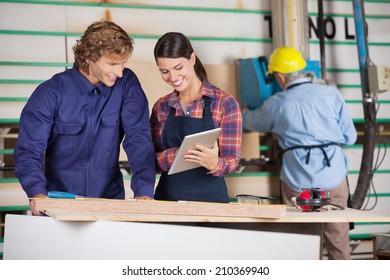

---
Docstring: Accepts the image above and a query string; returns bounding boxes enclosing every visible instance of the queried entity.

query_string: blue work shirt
[14,66,155,198]
[243,77,357,192]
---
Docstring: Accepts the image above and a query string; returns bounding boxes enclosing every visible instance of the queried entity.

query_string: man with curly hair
[14,20,155,215]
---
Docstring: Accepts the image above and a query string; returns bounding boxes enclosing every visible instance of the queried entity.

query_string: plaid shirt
[150,82,242,176]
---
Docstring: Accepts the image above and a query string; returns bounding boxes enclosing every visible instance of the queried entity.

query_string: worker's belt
[282,142,340,167]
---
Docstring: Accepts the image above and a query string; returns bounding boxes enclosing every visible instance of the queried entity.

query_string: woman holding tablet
[150,32,242,203]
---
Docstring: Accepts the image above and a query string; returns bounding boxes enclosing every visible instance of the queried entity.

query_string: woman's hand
[184,140,219,171]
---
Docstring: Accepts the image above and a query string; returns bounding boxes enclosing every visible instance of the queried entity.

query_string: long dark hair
[154,32,208,82]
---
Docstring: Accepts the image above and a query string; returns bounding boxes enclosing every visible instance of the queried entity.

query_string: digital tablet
[168,128,222,175]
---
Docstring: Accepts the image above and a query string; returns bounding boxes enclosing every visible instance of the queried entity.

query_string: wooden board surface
[0,182,29,207]
[41,206,390,223]
[33,198,286,220]
[33,198,390,224]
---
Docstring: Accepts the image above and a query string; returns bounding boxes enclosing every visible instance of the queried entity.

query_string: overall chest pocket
[100,115,120,150]
[52,123,82,152]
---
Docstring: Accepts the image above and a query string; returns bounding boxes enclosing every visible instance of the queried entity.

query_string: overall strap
[282,142,340,167]
[286,81,311,90]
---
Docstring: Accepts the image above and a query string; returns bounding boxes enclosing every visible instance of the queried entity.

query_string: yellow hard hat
[267,46,307,74]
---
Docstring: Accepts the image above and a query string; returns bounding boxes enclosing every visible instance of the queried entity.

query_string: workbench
[3,199,390,260]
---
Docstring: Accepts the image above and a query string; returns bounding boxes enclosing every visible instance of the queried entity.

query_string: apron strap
[286,81,311,90]
[282,142,340,167]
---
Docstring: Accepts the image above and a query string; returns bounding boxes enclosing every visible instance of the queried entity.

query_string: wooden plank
[33,198,286,220]
[34,199,390,224]
[43,211,266,222]
[240,132,261,159]
[0,182,29,207]
[0,134,18,139]
[0,102,25,122]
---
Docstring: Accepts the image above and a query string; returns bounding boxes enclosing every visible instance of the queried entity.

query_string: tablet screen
[168,128,222,175]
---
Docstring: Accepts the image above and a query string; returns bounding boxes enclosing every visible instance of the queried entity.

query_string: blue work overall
[154,96,229,203]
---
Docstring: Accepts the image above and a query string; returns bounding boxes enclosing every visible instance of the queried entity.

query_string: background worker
[242,46,357,259]
[13,20,155,215]
[150,32,242,203]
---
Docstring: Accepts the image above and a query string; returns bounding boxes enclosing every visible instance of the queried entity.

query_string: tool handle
[48,191,77,199]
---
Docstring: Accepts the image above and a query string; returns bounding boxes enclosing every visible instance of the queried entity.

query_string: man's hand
[134,196,154,200]
[29,194,47,216]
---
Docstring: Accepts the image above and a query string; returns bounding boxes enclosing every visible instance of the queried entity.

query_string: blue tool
[238,56,275,109]
[238,57,321,110]
[48,191,83,199]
